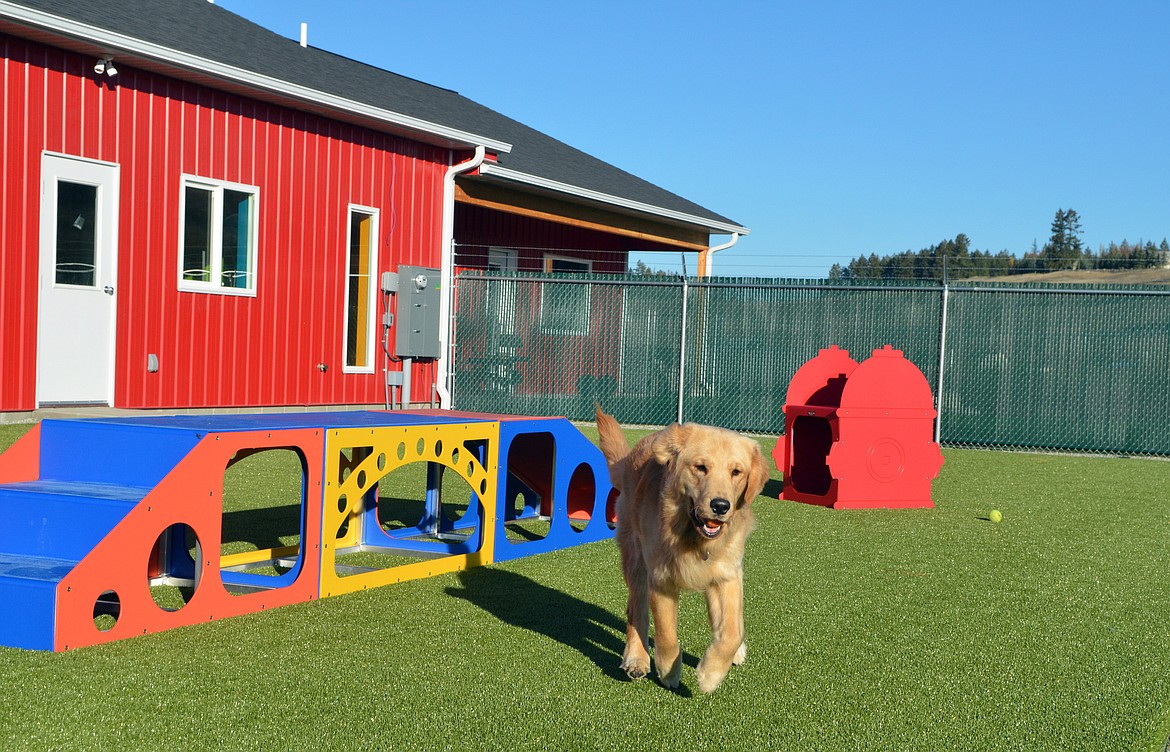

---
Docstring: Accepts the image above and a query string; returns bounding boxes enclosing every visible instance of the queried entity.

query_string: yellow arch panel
[319,421,499,598]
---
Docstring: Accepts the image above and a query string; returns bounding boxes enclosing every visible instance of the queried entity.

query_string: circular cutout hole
[480,478,488,495]
[377,453,387,471]
[416,438,426,456]
[467,461,476,478]
[451,447,460,466]
[93,590,120,632]
[567,463,595,533]
[337,493,348,514]
[356,470,367,489]
[397,442,406,461]
[434,439,444,458]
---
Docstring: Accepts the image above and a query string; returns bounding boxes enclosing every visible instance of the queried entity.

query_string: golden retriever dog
[595,405,768,693]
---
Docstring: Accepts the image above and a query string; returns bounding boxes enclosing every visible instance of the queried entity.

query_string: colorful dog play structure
[773,345,944,509]
[0,411,616,651]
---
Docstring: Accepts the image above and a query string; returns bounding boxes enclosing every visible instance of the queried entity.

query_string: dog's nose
[711,498,731,516]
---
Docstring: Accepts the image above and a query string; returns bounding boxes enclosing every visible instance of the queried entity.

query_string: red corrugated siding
[1,33,449,411]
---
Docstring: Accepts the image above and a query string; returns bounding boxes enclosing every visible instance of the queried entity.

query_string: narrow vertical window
[178,176,258,294]
[344,206,378,372]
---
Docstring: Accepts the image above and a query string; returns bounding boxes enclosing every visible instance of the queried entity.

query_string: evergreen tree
[1041,208,1085,270]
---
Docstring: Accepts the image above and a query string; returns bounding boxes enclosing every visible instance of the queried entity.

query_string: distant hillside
[967,268,1170,285]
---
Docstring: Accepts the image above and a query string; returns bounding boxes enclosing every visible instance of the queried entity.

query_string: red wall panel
[1,33,450,411]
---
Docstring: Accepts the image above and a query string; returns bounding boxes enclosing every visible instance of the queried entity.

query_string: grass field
[1,421,1169,751]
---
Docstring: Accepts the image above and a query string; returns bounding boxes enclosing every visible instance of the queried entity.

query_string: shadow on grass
[445,568,631,682]
[447,567,703,694]
[762,478,784,500]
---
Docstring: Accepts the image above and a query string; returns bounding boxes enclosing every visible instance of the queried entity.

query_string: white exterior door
[37,154,120,406]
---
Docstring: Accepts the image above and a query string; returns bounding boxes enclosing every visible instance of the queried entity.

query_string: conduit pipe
[435,144,486,409]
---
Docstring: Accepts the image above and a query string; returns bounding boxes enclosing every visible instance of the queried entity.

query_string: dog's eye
[731,468,743,477]
[694,463,708,475]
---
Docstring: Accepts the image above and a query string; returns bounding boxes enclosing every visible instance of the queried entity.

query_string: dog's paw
[655,658,682,689]
[621,655,650,680]
[695,663,728,694]
[733,642,748,666]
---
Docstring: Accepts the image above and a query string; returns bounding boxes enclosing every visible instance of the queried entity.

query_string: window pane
[183,186,213,283]
[346,212,373,368]
[541,257,592,335]
[55,181,97,286]
[221,189,253,290]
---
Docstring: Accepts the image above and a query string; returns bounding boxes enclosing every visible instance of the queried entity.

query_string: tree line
[830,209,1169,281]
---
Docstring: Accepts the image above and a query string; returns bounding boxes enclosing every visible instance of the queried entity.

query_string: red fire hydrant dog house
[772,345,944,509]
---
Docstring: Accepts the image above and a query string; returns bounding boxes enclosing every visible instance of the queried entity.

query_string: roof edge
[478,163,749,236]
[0,1,512,154]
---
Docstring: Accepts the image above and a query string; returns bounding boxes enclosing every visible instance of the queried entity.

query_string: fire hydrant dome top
[839,345,936,414]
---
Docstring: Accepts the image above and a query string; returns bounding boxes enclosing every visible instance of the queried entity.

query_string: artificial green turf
[1,421,1169,750]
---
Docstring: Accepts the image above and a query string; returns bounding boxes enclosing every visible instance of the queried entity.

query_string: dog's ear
[651,423,686,467]
[742,441,769,503]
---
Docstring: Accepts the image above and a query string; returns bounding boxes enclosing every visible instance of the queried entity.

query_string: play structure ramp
[0,419,205,650]
[0,410,616,651]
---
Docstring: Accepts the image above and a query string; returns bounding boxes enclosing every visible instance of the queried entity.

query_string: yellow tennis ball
[989,509,1003,524]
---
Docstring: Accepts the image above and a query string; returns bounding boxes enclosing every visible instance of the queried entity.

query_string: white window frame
[178,174,259,296]
[342,204,380,374]
[540,254,593,336]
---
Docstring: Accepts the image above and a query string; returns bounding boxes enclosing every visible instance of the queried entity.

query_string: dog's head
[652,423,769,540]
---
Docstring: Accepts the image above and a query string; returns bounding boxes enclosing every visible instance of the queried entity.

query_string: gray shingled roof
[0,0,746,233]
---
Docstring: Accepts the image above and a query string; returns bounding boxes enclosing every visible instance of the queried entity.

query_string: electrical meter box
[395,265,441,359]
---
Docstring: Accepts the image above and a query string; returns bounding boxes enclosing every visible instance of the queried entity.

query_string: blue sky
[220,1,1170,277]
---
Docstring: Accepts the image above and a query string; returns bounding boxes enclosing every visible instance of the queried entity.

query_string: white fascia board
[0,2,512,154]
[478,163,749,236]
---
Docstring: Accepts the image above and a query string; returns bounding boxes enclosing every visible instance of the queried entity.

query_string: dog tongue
[704,519,722,532]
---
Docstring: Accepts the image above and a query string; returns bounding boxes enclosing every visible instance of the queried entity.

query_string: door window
[54,181,98,287]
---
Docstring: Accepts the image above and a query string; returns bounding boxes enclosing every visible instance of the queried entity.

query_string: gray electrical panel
[395,265,441,358]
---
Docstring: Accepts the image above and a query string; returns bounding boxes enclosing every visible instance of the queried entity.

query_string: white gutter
[435,145,486,409]
[478,163,749,236]
[699,232,740,277]
[0,2,512,154]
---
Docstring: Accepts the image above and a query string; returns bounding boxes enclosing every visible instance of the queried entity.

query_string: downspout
[689,232,740,408]
[697,232,740,277]
[436,144,486,409]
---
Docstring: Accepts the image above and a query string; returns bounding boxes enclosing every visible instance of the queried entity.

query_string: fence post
[934,281,950,443]
[676,275,689,425]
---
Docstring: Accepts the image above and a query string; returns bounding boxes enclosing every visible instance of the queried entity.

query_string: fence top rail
[456,271,942,292]
[456,270,1170,295]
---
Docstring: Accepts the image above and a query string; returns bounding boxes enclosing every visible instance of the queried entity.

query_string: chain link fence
[451,272,1170,457]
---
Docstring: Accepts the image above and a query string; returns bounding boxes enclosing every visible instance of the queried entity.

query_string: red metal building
[0,0,747,417]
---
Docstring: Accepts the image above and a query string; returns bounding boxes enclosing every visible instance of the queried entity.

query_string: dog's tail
[594,403,630,465]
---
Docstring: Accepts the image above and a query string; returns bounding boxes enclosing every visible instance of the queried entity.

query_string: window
[344,206,379,372]
[540,255,592,335]
[487,248,518,336]
[179,176,258,294]
[54,181,98,287]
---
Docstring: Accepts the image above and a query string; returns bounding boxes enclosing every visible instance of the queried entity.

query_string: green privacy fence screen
[451,273,1170,456]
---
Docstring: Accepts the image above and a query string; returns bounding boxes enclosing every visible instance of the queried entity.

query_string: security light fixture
[94,56,117,77]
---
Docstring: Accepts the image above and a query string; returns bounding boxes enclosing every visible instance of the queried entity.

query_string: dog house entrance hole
[789,415,834,497]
